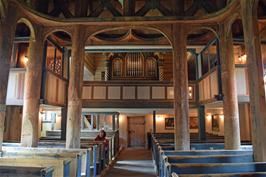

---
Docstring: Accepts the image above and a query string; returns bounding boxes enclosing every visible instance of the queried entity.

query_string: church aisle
[103,148,156,177]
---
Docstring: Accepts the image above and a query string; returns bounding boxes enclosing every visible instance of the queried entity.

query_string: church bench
[158,143,225,150]
[178,172,266,177]
[159,150,253,177]
[163,150,253,156]
[161,154,254,176]
[2,146,92,177]
[0,157,71,177]
[165,162,266,176]
[38,140,103,169]
[0,166,54,177]
[166,154,254,164]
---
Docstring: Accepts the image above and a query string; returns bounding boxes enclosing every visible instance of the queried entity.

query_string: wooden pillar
[173,24,190,150]
[116,114,119,130]
[153,110,156,134]
[219,23,241,150]
[112,114,116,131]
[21,27,45,147]
[66,26,85,149]
[198,105,206,141]
[90,115,94,130]
[61,107,67,140]
[241,0,266,161]
[0,18,16,151]
[96,114,100,130]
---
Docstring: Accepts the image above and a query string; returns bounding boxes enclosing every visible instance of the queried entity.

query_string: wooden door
[128,116,145,147]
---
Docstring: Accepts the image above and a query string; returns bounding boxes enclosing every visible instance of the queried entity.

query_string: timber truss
[21,0,228,18]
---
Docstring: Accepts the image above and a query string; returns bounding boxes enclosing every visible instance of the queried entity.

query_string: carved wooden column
[219,23,241,150]
[241,0,266,161]
[0,17,16,151]
[66,26,85,149]
[21,26,45,147]
[173,24,190,150]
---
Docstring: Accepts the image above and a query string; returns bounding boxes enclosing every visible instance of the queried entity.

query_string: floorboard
[104,148,156,177]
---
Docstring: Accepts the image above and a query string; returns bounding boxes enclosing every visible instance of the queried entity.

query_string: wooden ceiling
[29,0,228,18]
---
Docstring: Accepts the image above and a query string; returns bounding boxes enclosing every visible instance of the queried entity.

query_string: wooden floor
[104,148,156,177]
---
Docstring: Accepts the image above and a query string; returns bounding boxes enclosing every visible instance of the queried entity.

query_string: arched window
[112,58,122,77]
[146,57,157,78]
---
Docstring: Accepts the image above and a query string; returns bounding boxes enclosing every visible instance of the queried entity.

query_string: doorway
[128,116,145,147]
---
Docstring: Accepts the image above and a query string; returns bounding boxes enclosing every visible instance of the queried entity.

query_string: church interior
[0,0,266,177]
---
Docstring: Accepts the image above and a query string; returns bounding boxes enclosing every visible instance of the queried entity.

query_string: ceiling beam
[123,0,135,16]
[173,0,184,16]
[75,0,89,17]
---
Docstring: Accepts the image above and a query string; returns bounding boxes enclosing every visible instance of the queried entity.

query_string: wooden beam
[123,0,135,16]
[135,1,153,16]
[157,2,172,16]
[185,1,200,16]
[173,0,184,16]
[75,0,89,17]
[89,2,104,17]
[35,0,49,14]
[49,0,73,18]
[201,0,217,13]
[102,0,122,16]
[216,0,227,10]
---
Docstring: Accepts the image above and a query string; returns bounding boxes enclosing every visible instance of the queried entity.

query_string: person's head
[99,129,106,138]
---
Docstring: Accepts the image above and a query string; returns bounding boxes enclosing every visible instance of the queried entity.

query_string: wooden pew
[159,150,254,177]
[166,154,254,164]
[167,162,266,175]
[0,166,54,177]
[2,146,92,177]
[0,157,70,177]
[163,150,253,156]
[178,172,266,177]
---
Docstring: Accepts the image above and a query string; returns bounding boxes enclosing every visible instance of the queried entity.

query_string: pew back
[0,166,54,177]
[0,157,70,177]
